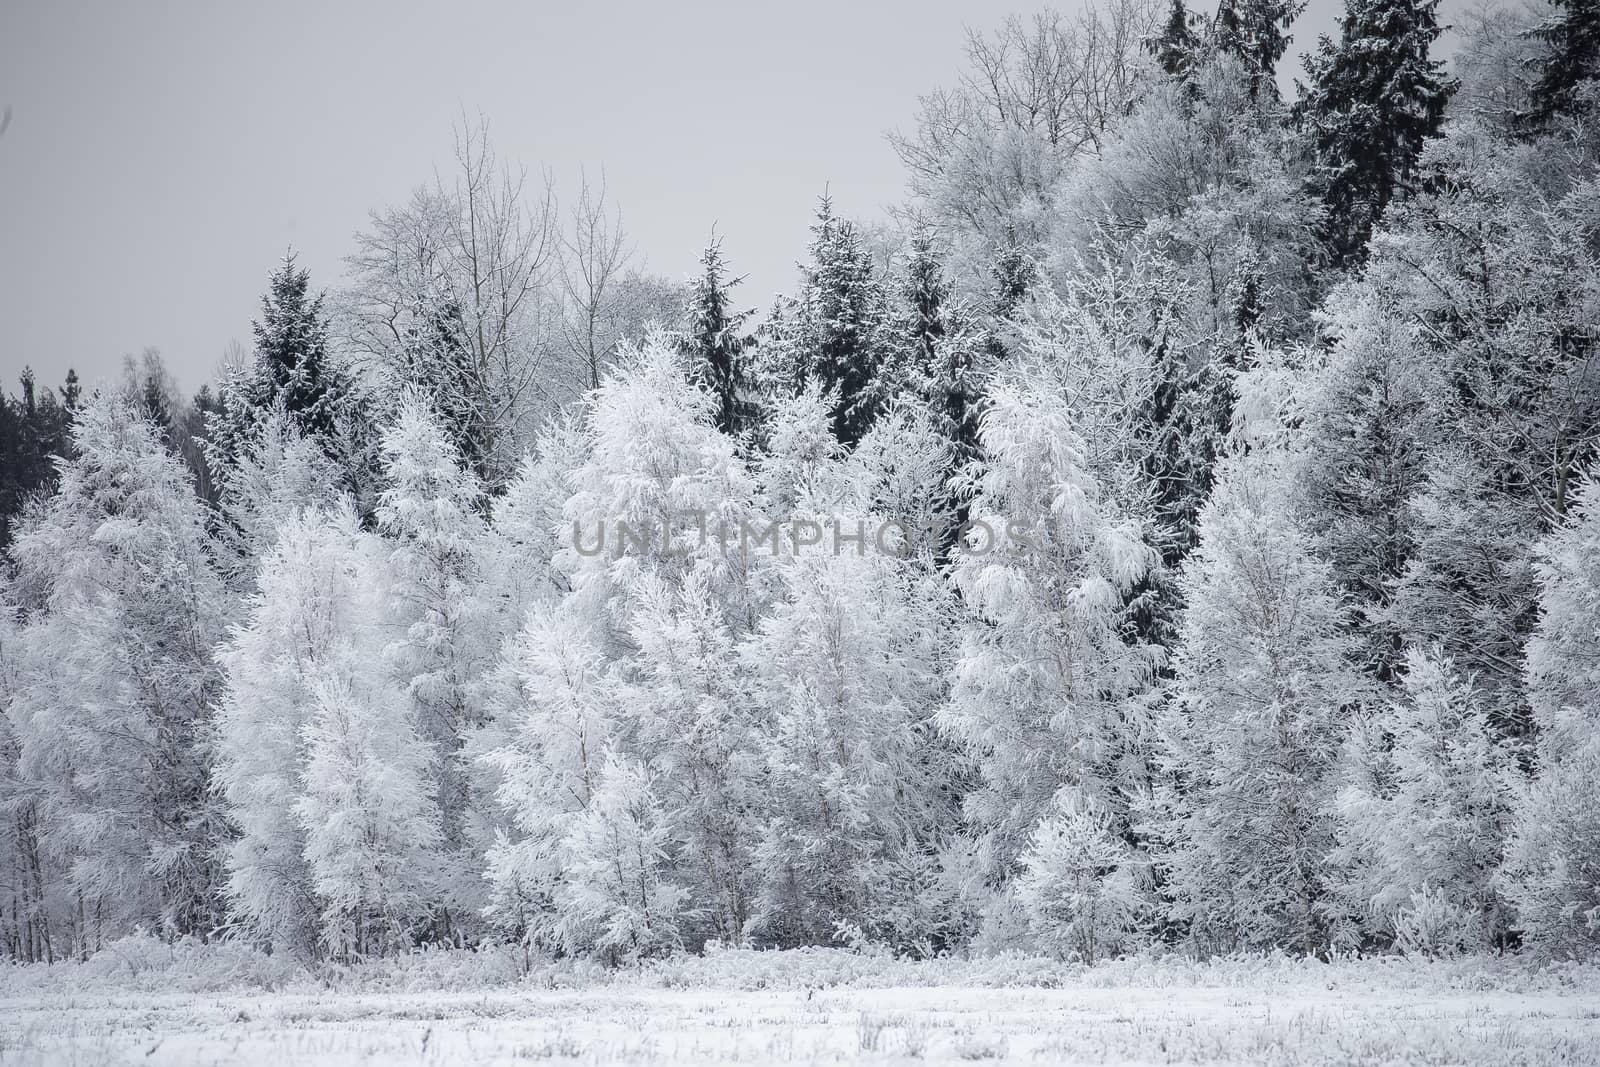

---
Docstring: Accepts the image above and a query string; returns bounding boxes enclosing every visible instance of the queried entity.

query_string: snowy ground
[2,941,1597,1065]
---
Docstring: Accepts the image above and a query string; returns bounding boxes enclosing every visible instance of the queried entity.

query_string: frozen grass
[2,938,1597,1065]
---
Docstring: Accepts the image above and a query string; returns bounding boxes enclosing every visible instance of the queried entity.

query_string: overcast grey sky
[0,0,1459,396]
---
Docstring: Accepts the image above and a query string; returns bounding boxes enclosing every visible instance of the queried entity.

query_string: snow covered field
[3,942,1597,1066]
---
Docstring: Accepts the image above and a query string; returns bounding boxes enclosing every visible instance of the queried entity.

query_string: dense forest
[3,0,1600,969]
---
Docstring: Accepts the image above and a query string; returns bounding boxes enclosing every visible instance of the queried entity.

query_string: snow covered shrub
[1015,792,1146,962]
[1392,884,1485,959]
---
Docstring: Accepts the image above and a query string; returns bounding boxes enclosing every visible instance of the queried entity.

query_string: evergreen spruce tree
[898,228,986,548]
[1150,0,1202,85]
[1210,0,1305,99]
[249,253,345,439]
[394,296,495,486]
[680,237,753,438]
[793,196,889,447]
[210,254,365,501]
[1296,0,1456,263]
[1522,0,1600,132]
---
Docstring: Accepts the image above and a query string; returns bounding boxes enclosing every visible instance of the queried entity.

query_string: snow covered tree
[375,394,491,932]
[479,414,582,636]
[1296,0,1456,262]
[1331,648,1515,953]
[212,407,343,588]
[939,356,1160,920]
[1302,118,1600,730]
[1149,0,1201,85]
[343,120,563,486]
[1300,292,1433,682]
[0,600,66,962]
[894,229,990,537]
[848,403,959,565]
[1502,473,1600,958]
[215,508,366,959]
[8,395,226,941]
[1055,51,1325,340]
[1158,452,1360,954]
[482,608,619,953]
[554,752,687,963]
[745,542,951,950]
[297,629,442,960]
[680,237,753,438]
[211,255,376,524]
[558,334,759,634]
[218,255,350,448]
[1386,451,1538,719]
[889,3,1158,266]
[624,567,762,947]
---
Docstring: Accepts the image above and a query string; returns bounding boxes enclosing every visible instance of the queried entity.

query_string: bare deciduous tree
[559,170,636,392]
[344,115,560,484]
[888,1,1159,251]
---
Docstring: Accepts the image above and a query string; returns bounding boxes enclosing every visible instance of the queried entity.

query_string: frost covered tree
[940,356,1159,924]
[485,336,765,958]
[296,632,442,960]
[772,197,891,448]
[0,600,65,962]
[1331,648,1515,953]
[1304,116,1600,721]
[893,229,989,538]
[889,2,1159,267]
[1502,473,1600,958]
[1300,292,1432,681]
[624,568,761,947]
[555,752,687,963]
[478,416,581,634]
[215,509,367,958]
[848,403,959,565]
[218,502,445,959]
[1157,453,1359,954]
[1149,0,1201,85]
[745,542,951,951]
[343,118,562,485]
[1209,0,1305,99]
[212,254,364,488]
[212,407,343,588]
[7,395,226,941]
[482,609,620,954]
[558,334,759,632]
[375,394,491,931]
